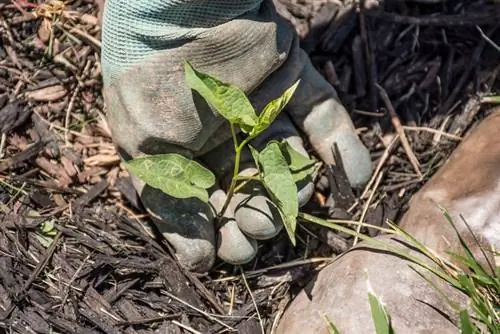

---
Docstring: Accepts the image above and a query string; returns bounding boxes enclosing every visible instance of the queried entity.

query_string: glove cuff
[102,0,263,84]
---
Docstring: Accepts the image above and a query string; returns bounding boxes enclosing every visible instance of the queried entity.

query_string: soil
[0,0,499,333]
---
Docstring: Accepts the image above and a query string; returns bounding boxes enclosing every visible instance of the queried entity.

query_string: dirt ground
[0,0,499,333]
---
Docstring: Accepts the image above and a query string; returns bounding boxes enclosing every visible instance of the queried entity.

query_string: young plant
[125,61,316,244]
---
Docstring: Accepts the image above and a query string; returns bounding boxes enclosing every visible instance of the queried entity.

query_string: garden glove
[101,0,373,272]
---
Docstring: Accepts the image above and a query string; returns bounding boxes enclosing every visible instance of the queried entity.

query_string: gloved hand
[101,0,373,272]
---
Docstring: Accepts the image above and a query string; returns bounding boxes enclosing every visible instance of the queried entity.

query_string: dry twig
[376,83,422,178]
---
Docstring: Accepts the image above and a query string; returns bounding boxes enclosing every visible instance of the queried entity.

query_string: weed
[125,61,315,244]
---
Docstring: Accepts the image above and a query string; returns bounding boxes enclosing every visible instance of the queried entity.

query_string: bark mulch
[0,0,499,333]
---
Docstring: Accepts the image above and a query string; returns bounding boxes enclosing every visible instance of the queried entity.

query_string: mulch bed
[0,0,499,333]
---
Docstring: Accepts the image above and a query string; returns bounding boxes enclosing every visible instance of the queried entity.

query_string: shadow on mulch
[0,0,499,333]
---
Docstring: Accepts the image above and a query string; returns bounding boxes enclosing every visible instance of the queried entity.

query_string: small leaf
[367,277,393,334]
[184,61,257,133]
[258,141,298,245]
[250,80,300,137]
[125,154,215,203]
[40,220,57,237]
[279,140,316,182]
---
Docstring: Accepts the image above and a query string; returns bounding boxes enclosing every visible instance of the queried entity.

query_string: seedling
[125,61,316,244]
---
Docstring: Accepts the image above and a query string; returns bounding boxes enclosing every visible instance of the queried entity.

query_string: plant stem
[219,155,240,217]
[218,125,244,218]
[235,175,260,182]
[217,127,258,218]
[233,175,260,194]
[230,123,239,151]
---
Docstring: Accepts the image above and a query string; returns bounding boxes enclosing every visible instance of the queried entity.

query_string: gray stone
[276,235,466,334]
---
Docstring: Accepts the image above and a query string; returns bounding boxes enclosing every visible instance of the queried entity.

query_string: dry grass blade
[402,126,462,142]
[376,83,422,179]
[361,134,399,199]
[241,268,265,334]
[172,320,203,334]
[354,170,384,246]
[160,290,235,331]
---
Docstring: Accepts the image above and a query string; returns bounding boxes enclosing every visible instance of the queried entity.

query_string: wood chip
[25,85,67,102]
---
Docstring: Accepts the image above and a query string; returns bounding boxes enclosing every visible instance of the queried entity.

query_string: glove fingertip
[217,218,258,265]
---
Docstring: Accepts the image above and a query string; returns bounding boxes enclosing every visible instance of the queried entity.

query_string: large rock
[399,109,500,269]
[276,107,500,334]
[276,235,467,334]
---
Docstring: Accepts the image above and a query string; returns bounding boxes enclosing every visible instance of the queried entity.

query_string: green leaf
[125,154,215,203]
[250,80,300,137]
[40,220,57,237]
[279,140,316,182]
[184,61,258,133]
[258,141,298,245]
[36,219,57,247]
[367,279,393,334]
[458,275,477,295]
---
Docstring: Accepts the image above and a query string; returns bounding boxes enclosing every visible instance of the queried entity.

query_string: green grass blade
[440,208,492,275]
[321,313,341,334]
[459,309,476,334]
[367,278,394,334]
[410,264,462,312]
[299,213,459,287]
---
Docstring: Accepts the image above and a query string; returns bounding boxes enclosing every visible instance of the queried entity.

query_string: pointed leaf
[258,141,298,245]
[184,61,257,132]
[125,154,215,202]
[279,140,316,182]
[250,80,300,137]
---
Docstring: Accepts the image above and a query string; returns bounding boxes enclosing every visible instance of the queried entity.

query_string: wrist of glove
[102,0,372,272]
